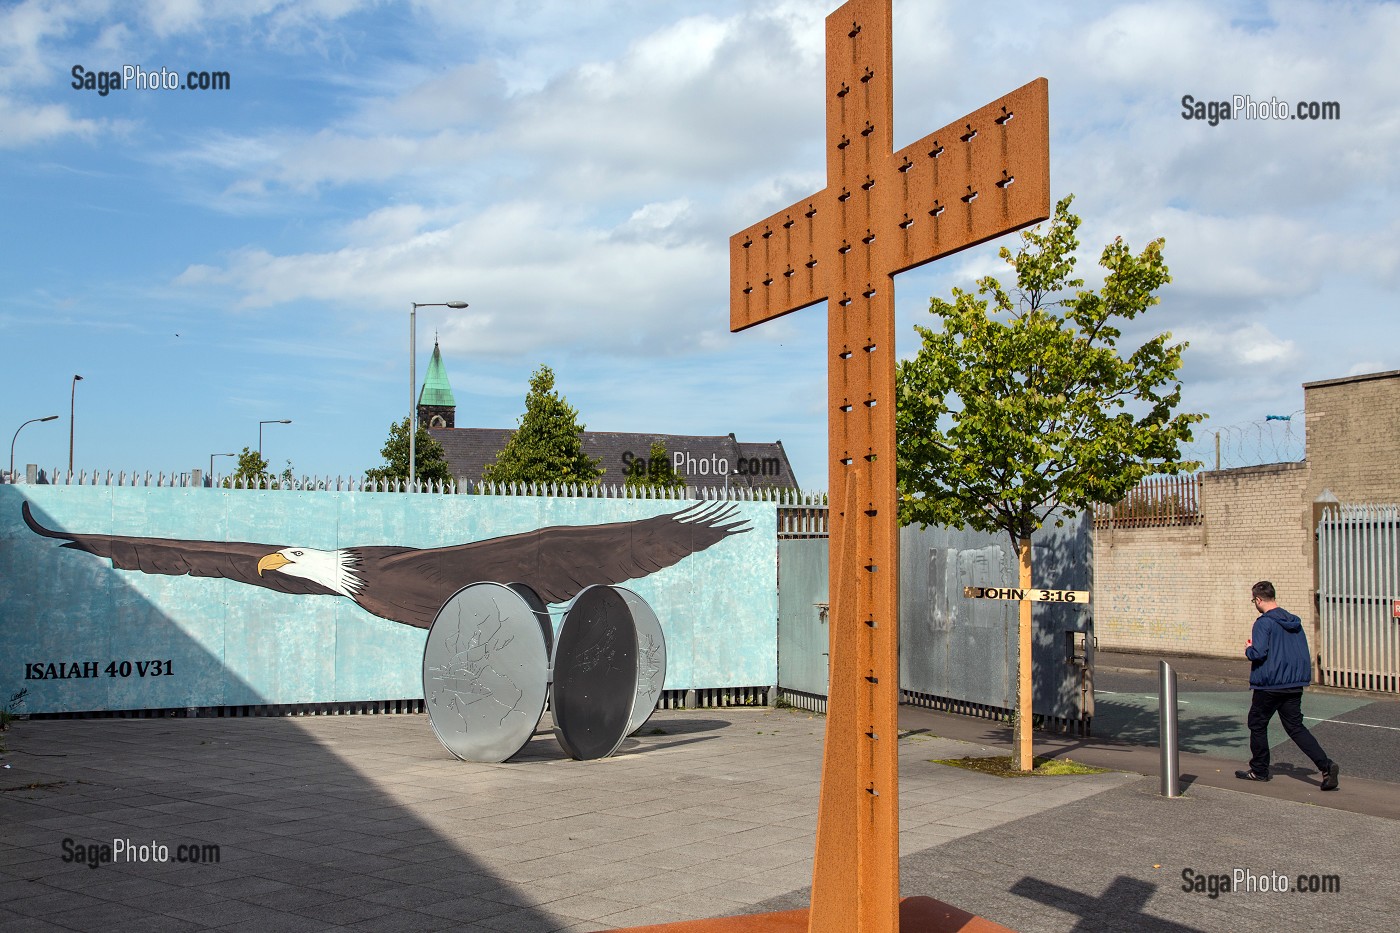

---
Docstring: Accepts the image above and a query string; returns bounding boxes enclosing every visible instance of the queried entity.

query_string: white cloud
[150,2,825,206]
[0,97,103,147]
[1176,320,1299,381]
[341,203,436,245]
[10,0,1398,480]
[176,197,731,359]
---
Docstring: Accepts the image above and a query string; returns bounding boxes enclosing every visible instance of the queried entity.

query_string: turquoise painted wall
[0,486,777,714]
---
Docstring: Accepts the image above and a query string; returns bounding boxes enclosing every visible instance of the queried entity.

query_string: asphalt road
[1093,667,1400,785]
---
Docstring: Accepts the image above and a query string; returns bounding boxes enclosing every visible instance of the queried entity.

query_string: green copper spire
[418,339,456,407]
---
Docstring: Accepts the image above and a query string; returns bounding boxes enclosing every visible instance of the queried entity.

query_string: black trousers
[1247,688,1331,776]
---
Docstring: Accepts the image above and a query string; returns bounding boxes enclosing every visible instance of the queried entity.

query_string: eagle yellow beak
[257,553,291,576]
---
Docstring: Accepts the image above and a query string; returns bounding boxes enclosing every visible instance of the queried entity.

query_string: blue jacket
[1245,607,1313,690]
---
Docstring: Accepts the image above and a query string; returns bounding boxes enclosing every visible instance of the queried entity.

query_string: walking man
[1236,581,1340,789]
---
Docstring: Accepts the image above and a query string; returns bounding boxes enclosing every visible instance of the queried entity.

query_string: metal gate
[1317,503,1400,693]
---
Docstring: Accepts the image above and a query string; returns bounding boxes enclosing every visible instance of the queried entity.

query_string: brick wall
[1095,462,1311,657]
[1303,370,1400,505]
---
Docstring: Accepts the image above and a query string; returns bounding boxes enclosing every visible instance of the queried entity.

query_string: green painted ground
[1094,687,1370,756]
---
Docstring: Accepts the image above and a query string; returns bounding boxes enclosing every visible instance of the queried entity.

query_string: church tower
[417,338,456,429]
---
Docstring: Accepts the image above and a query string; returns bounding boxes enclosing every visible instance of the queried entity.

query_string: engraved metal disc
[617,587,667,735]
[506,582,555,665]
[422,582,549,763]
[552,585,639,761]
[506,581,556,734]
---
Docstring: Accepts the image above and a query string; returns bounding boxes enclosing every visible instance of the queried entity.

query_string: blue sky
[2,0,1395,489]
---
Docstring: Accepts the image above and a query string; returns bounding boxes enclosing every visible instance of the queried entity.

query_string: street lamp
[210,451,237,478]
[409,300,468,488]
[258,419,291,458]
[10,415,59,482]
[69,374,83,474]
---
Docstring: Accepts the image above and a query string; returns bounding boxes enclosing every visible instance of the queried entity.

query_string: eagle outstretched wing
[21,500,751,628]
[353,502,751,621]
[21,501,338,597]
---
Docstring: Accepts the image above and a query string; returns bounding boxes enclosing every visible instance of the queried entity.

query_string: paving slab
[1,706,1393,931]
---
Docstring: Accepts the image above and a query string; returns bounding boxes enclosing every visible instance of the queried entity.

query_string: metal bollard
[1159,659,1180,797]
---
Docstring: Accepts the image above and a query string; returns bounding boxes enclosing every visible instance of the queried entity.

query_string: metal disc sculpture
[422,582,665,763]
[617,587,667,736]
[422,582,550,764]
[506,582,555,664]
[551,585,640,760]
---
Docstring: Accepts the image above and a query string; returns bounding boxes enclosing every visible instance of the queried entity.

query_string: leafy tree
[483,365,603,486]
[624,440,687,490]
[896,194,1203,768]
[365,418,452,486]
[223,448,298,488]
[224,447,271,488]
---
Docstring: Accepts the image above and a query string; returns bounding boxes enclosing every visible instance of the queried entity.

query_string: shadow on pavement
[1090,696,1243,754]
[1008,876,1208,933]
[1,714,585,931]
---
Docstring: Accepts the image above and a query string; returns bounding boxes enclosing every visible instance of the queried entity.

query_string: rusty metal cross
[729,1,1050,930]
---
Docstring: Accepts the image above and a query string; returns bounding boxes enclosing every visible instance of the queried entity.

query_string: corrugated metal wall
[899,515,1095,732]
[776,513,1095,731]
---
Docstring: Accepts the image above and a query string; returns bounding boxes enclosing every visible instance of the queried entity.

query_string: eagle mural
[21,501,750,629]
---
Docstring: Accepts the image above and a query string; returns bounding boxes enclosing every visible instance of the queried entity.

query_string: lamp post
[409,300,468,488]
[10,415,59,482]
[210,452,237,479]
[69,374,83,475]
[258,419,292,458]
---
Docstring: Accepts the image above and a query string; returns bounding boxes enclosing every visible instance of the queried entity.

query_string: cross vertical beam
[815,6,899,930]
[729,1,1050,930]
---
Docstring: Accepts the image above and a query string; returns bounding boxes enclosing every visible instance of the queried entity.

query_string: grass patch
[932,755,1110,777]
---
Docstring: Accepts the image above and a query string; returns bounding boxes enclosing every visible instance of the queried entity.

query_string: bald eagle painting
[21,501,750,629]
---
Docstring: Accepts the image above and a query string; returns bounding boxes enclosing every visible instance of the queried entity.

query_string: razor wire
[1179,409,1307,471]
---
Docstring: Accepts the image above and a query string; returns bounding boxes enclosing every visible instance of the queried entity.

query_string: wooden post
[1014,538,1034,771]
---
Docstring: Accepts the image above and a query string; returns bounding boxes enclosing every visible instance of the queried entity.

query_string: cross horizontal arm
[877,77,1050,277]
[728,78,1048,334]
[729,191,832,332]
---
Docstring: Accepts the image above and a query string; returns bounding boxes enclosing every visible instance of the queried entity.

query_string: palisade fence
[1093,473,1202,529]
[2,466,830,535]
[1317,503,1400,694]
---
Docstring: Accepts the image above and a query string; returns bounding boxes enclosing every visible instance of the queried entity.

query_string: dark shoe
[1321,762,1340,791]
[1235,769,1270,782]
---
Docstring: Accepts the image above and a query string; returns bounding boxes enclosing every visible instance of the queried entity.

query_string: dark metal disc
[552,585,639,760]
[617,588,667,735]
[422,583,549,763]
